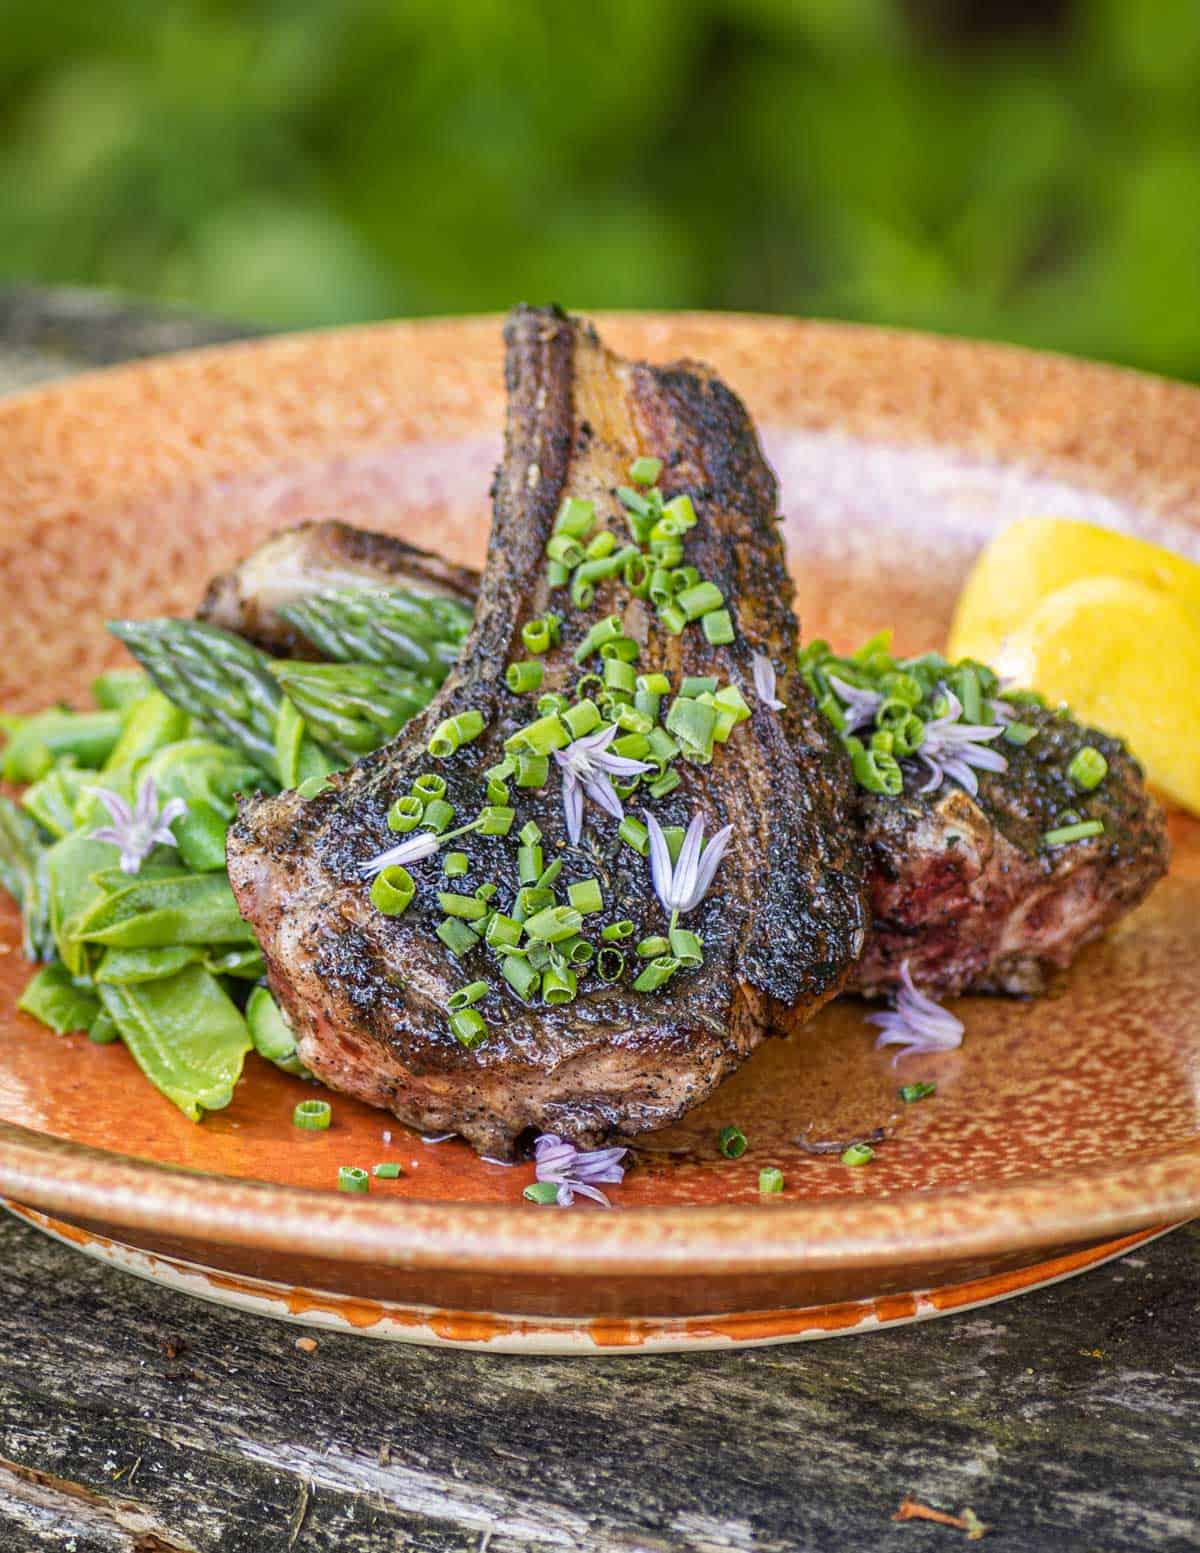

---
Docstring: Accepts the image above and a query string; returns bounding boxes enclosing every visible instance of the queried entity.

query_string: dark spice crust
[227,305,868,1155]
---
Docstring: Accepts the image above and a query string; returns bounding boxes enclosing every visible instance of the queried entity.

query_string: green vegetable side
[0,587,472,1121]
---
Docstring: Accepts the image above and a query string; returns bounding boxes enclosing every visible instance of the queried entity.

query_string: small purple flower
[360,829,442,879]
[644,810,733,917]
[913,688,1008,798]
[752,653,786,711]
[554,724,652,845]
[866,961,964,1063]
[87,775,187,875]
[533,1133,627,1207]
[827,674,882,734]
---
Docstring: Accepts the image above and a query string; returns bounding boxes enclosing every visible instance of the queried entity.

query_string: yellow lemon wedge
[948,517,1200,666]
[992,575,1200,813]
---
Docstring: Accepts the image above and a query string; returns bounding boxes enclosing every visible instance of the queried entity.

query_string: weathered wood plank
[0,1213,1196,1553]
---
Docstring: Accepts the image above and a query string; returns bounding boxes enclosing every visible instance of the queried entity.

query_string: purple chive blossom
[533,1133,627,1207]
[644,810,734,917]
[752,653,786,711]
[87,775,187,875]
[914,688,1008,798]
[866,961,964,1064]
[360,829,442,879]
[553,724,652,845]
[827,674,882,734]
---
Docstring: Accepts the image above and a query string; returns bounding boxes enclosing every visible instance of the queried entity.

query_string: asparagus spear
[108,619,440,776]
[277,587,471,676]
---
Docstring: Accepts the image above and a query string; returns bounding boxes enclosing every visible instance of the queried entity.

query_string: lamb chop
[216,525,1169,1002]
[226,305,868,1156]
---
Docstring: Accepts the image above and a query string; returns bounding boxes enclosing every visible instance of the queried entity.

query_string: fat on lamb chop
[225,305,868,1156]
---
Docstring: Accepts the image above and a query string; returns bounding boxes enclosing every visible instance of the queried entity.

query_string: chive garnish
[387,794,424,832]
[630,455,663,485]
[567,878,603,914]
[372,1162,402,1178]
[841,1143,874,1166]
[506,660,545,694]
[338,1166,369,1193]
[718,1125,748,1159]
[447,981,488,1011]
[899,1081,937,1103]
[427,709,485,758]
[1044,819,1104,846]
[293,1099,332,1131]
[443,851,469,878]
[449,1008,487,1047]
[523,1181,561,1205]
[601,919,635,941]
[421,797,455,833]
[1067,746,1108,790]
[758,1167,784,1194]
[370,865,415,916]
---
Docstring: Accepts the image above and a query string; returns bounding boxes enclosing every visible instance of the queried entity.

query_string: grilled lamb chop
[199,519,477,659]
[216,521,1169,1000]
[851,707,1168,997]
[227,305,868,1155]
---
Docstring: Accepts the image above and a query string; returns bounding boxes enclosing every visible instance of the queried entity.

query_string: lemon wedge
[948,517,1200,666]
[992,575,1200,813]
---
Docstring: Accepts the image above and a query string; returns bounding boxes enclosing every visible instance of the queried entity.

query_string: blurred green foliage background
[2,0,1199,377]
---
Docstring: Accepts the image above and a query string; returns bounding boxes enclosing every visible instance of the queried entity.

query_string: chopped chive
[554,496,595,539]
[524,1180,561,1205]
[758,1167,784,1194]
[667,696,717,763]
[1003,721,1039,747]
[573,614,623,664]
[637,671,671,696]
[546,559,570,589]
[597,946,626,981]
[447,980,489,1011]
[293,1098,332,1131]
[636,935,671,958]
[523,905,583,943]
[1068,746,1109,790]
[338,1166,369,1193]
[662,494,697,528]
[501,954,540,1001]
[561,699,602,739]
[421,797,455,833]
[624,553,652,596]
[438,891,487,921]
[485,912,522,949]
[570,571,596,610]
[545,532,585,568]
[428,709,486,758]
[506,660,545,694]
[518,844,544,884]
[450,1007,487,1047]
[521,615,560,655]
[617,484,651,516]
[413,773,447,802]
[702,609,735,645]
[650,537,684,569]
[515,753,549,788]
[680,676,718,698]
[387,794,424,833]
[648,769,681,799]
[567,878,603,914]
[602,919,635,941]
[436,918,480,958]
[619,816,650,855]
[513,886,555,922]
[718,1125,747,1159]
[630,455,663,485]
[486,777,510,805]
[1044,819,1105,846]
[443,851,469,878]
[507,712,570,755]
[519,820,542,845]
[372,1162,402,1179]
[475,882,498,902]
[585,529,617,560]
[371,865,415,916]
[541,964,578,1005]
[537,857,563,889]
[649,568,673,607]
[658,602,687,634]
[840,1143,874,1166]
[633,954,679,992]
[475,805,514,836]
[676,581,724,621]
[561,935,594,965]
[899,1081,937,1104]
[668,926,703,967]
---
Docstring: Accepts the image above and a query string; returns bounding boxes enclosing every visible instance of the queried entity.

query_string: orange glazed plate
[0,314,1197,1351]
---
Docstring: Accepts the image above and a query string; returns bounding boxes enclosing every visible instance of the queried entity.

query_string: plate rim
[2,310,1198,1279]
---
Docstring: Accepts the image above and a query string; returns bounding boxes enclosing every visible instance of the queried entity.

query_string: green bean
[246,985,308,1077]
[1,709,124,783]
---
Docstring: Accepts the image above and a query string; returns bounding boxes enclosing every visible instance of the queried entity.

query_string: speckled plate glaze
[0,314,1197,1350]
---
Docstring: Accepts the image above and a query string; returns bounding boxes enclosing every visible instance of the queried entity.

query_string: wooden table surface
[0,287,1196,1553]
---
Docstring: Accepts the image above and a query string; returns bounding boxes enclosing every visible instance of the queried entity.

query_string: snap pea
[102,690,189,774]
[95,945,206,985]
[91,669,153,713]
[0,796,53,960]
[98,965,253,1120]
[246,985,308,1077]
[75,871,257,950]
[20,765,94,840]
[46,834,121,976]
[17,959,101,1035]
[1,709,124,783]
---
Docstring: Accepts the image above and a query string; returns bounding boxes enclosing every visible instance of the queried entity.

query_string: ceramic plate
[0,314,1197,1352]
